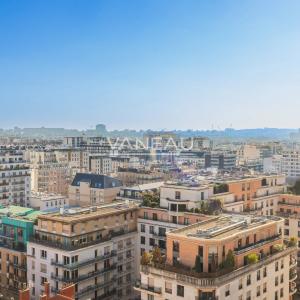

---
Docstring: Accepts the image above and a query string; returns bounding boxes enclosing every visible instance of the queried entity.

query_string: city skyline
[1,0,300,130]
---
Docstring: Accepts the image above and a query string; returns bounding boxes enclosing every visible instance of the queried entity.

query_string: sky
[1,0,300,131]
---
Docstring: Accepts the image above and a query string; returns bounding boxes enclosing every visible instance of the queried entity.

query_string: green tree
[223,250,235,269]
[194,255,202,273]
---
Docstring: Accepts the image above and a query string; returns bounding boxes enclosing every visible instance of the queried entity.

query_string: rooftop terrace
[170,214,282,240]
[38,202,138,223]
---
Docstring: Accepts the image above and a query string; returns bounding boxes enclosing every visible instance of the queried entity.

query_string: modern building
[27,202,139,300]
[205,151,237,170]
[68,173,122,207]
[0,149,31,206]
[136,214,297,300]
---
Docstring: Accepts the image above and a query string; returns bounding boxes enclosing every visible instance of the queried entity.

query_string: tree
[223,250,235,269]
[152,247,163,264]
[140,252,152,265]
[194,255,202,273]
[142,192,160,208]
[289,180,300,195]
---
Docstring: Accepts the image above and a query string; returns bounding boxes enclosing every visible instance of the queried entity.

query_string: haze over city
[1,0,300,130]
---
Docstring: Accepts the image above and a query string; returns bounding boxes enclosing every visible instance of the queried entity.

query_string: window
[165,281,172,294]
[280,274,284,283]
[40,263,47,273]
[257,270,261,281]
[257,286,261,297]
[141,224,145,233]
[275,261,279,271]
[141,236,145,245]
[153,213,157,221]
[149,238,155,246]
[238,279,243,290]
[284,229,289,236]
[147,295,154,300]
[225,284,230,297]
[280,288,283,298]
[246,291,251,300]
[246,274,251,285]
[263,283,267,293]
[40,250,47,259]
[40,276,47,285]
[149,226,154,234]
[177,285,184,297]
[275,276,278,286]
[263,267,267,277]
[175,191,181,200]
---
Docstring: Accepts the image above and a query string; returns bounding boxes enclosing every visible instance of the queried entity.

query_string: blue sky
[1,0,300,130]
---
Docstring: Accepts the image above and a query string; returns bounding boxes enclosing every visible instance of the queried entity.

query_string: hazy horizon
[1,0,300,129]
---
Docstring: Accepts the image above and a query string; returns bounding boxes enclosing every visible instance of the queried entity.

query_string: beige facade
[27,202,139,300]
[136,214,297,300]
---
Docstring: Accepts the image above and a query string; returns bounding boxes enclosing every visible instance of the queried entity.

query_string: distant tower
[95,124,107,135]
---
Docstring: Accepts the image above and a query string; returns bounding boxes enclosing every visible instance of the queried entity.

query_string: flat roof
[38,202,138,223]
[169,214,282,240]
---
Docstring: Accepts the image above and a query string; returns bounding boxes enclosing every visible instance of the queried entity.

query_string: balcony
[289,270,297,282]
[290,282,297,295]
[76,279,115,297]
[134,280,162,295]
[51,250,116,270]
[30,228,136,251]
[8,262,27,271]
[141,246,297,288]
[234,234,281,255]
[51,264,116,283]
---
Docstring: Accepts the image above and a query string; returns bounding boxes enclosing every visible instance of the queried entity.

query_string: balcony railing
[51,264,116,283]
[135,280,162,294]
[141,246,297,288]
[51,250,117,270]
[234,234,281,255]
[76,279,115,297]
[30,229,136,251]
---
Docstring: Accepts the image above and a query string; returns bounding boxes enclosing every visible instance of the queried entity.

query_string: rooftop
[71,173,122,189]
[170,214,282,240]
[38,202,138,223]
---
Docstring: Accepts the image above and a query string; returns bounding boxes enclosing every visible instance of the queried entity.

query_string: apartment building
[89,155,112,175]
[217,175,286,214]
[204,151,237,170]
[0,149,31,206]
[282,150,300,180]
[68,173,122,207]
[138,206,210,255]
[27,202,139,300]
[0,206,41,298]
[30,192,68,211]
[116,168,168,186]
[136,214,297,300]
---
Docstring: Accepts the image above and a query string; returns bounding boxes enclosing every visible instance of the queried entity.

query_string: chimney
[19,288,30,300]
[44,282,50,299]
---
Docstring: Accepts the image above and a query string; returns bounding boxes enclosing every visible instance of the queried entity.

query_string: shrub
[140,252,152,265]
[273,244,285,252]
[288,237,297,247]
[246,253,259,264]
